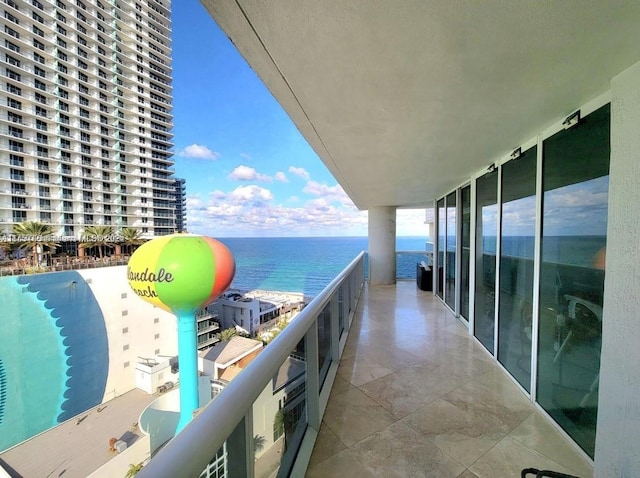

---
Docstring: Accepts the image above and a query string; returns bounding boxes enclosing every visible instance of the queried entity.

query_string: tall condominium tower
[0,0,175,238]
[173,176,185,232]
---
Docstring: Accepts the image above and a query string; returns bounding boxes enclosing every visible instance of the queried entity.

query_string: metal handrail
[138,252,366,477]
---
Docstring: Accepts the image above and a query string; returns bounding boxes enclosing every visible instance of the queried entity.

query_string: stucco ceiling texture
[201,0,640,209]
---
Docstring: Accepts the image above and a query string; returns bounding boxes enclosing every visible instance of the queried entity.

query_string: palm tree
[120,227,144,254]
[11,221,59,267]
[218,327,237,342]
[81,225,115,258]
[125,462,144,477]
[0,228,11,259]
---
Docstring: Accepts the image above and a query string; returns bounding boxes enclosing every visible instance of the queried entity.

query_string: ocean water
[220,235,604,297]
[218,236,430,296]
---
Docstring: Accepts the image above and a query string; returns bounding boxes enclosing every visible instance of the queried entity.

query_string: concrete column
[368,206,396,285]
[594,60,640,476]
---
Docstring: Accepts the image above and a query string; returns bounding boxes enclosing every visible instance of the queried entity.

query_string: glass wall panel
[460,185,471,320]
[474,170,498,353]
[254,338,307,477]
[338,286,345,338]
[537,104,610,458]
[445,192,456,310]
[498,147,537,392]
[436,198,445,299]
[318,304,332,387]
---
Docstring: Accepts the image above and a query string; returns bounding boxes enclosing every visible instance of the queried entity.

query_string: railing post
[305,320,321,431]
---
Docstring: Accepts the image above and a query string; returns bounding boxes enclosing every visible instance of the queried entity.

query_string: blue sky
[170,1,428,238]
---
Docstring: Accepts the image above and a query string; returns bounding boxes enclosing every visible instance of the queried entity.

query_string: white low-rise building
[210,289,306,337]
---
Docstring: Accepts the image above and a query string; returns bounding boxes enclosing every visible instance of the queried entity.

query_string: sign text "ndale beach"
[128,267,174,298]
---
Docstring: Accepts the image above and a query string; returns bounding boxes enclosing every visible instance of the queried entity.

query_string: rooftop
[0,389,155,478]
[306,282,593,477]
[199,336,263,366]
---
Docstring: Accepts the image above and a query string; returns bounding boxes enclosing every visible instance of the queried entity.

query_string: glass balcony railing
[136,252,365,478]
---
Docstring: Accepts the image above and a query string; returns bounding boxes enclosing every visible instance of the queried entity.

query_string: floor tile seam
[428,393,518,439]
[462,377,538,416]
[326,384,355,401]
[306,446,357,473]
[440,374,535,413]
[398,408,445,448]
[337,447,377,476]
[312,420,349,465]
[324,387,396,415]
[369,357,427,374]
[469,433,580,477]
[465,433,510,474]
[399,362,477,389]
[339,353,399,374]
[456,469,476,478]
[402,407,504,473]
[438,394,536,437]
[354,382,430,421]
[398,375,468,396]
[342,417,469,475]
[506,422,592,476]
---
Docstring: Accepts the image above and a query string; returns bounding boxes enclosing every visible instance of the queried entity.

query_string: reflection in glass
[460,185,471,320]
[445,192,457,310]
[498,147,537,392]
[474,170,498,353]
[537,104,609,458]
[436,198,445,299]
[253,339,307,478]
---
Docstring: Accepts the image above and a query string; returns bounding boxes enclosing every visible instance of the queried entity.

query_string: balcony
[306,284,592,477]
[138,255,591,478]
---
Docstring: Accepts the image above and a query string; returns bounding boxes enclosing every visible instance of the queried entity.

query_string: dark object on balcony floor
[416,262,432,291]
[521,468,581,478]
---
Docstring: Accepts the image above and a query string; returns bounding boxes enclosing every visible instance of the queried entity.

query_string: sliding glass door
[445,192,456,311]
[460,185,471,320]
[436,198,445,299]
[474,170,498,353]
[498,147,537,392]
[537,104,610,457]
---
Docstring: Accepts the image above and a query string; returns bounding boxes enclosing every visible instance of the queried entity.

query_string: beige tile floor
[306,282,593,478]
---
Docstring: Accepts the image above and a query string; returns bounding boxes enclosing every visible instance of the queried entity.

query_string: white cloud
[303,180,354,206]
[274,171,288,182]
[229,185,274,202]
[288,166,310,180]
[180,144,220,160]
[186,194,204,209]
[396,209,429,236]
[228,165,272,182]
[184,185,367,237]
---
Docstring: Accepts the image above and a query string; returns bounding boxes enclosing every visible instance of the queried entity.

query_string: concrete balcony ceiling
[201,0,640,208]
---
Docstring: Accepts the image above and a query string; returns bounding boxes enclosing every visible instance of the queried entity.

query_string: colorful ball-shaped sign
[127,234,235,314]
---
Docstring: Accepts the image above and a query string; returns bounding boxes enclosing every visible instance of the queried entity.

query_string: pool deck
[0,388,156,478]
